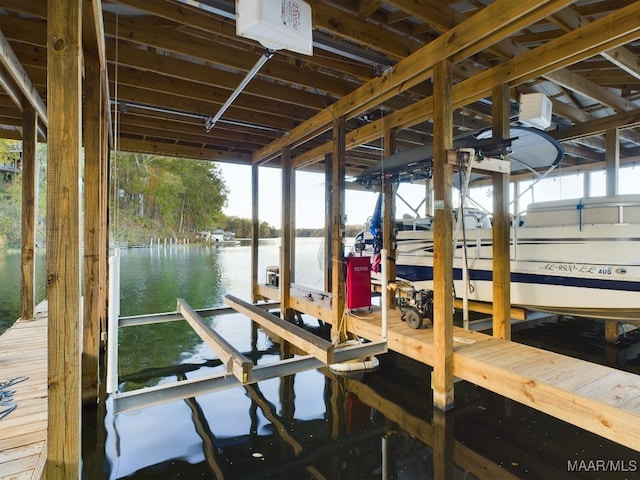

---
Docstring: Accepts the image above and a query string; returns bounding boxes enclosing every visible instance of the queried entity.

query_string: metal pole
[107,248,121,394]
[205,49,275,131]
[381,247,388,340]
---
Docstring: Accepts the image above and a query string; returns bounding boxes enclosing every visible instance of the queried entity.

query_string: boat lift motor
[397,288,433,329]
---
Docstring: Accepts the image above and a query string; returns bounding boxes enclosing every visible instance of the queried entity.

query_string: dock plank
[288,290,640,452]
[0,311,48,480]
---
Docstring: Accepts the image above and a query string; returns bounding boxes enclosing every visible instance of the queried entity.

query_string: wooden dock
[2,285,639,480]
[258,284,640,452]
[0,305,48,480]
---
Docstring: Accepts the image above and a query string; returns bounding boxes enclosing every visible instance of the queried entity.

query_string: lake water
[0,249,46,334]
[1,241,639,478]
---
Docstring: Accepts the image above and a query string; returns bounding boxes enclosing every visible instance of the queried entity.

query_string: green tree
[111,153,229,241]
[0,140,46,249]
[0,174,21,247]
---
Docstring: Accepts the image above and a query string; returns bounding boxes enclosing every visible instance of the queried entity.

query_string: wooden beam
[358,0,380,19]
[392,0,636,121]
[20,101,37,322]
[103,10,352,99]
[46,0,82,476]
[453,298,527,321]
[545,68,635,113]
[324,153,333,294]
[552,108,640,142]
[311,1,411,60]
[280,145,292,319]
[251,164,259,302]
[382,129,396,297]
[82,50,103,404]
[109,81,301,132]
[177,299,253,383]
[491,84,511,340]
[254,0,573,163]
[0,28,47,125]
[117,137,253,163]
[330,117,346,344]
[385,0,457,33]
[340,4,640,158]
[82,0,106,73]
[605,128,620,196]
[108,65,318,123]
[112,0,374,84]
[551,6,640,82]
[225,294,335,364]
[432,58,454,411]
[83,0,112,147]
[104,39,340,110]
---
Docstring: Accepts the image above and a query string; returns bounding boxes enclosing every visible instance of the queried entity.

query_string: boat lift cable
[205,49,275,132]
[453,148,477,328]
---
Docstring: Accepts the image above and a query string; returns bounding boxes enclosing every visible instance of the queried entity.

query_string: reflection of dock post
[605,321,621,344]
[329,375,347,478]
[381,429,396,480]
[433,409,455,480]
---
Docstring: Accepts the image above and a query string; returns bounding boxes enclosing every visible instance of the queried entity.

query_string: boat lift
[106,252,388,414]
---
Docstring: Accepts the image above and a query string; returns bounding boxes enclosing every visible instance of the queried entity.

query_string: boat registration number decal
[539,263,615,275]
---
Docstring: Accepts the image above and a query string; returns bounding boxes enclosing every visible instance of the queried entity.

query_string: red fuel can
[346,256,371,309]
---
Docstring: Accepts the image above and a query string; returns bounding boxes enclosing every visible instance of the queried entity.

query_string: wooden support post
[324,153,333,294]
[331,117,346,344]
[20,102,38,322]
[432,59,454,411]
[290,167,296,284]
[46,0,82,476]
[251,164,259,302]
[604,128,620,343]
[280,145,293,319]
[492,84,512,340]
[605,321,621,344]
[605,128,619,196]
[82,52,103,404]
[433,409,455,480]
[383,129,396,300]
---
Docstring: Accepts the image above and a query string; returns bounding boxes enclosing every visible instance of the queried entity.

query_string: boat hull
[394,222,640,322]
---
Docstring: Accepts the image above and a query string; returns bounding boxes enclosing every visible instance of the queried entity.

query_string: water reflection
[102,344,638,479]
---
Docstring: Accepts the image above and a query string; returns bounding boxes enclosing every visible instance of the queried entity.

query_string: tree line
[1,145,364,249]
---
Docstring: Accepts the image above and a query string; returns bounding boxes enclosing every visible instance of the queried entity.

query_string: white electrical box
[236,0,313,56]
[518,93,552,129]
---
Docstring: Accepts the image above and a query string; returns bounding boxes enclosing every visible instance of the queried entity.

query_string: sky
[216,162,640,229]
[216,163,371,229]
